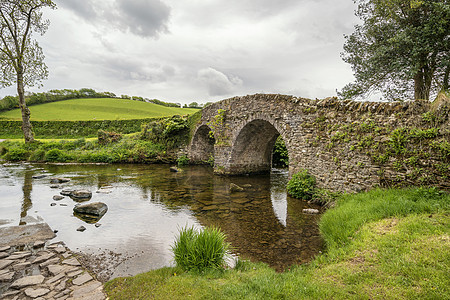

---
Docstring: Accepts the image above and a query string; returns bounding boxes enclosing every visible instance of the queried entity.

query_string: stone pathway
[0,238,107,300]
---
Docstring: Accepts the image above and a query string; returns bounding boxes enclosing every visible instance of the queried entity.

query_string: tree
[189,102,199,108]
[340,0,450,101]
[0,0,56,142]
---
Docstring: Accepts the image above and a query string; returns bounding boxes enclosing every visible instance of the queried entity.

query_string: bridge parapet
[189,94,449,192]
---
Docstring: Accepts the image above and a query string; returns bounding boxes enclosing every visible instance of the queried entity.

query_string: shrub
[177,155,189,166]
[4,148,29,161]
[287,169,316,200]
[171,226,230,272]
[44,149,71,162]
[29,149,46,162]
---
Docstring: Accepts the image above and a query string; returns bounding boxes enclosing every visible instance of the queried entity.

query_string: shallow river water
[0,163,323,279]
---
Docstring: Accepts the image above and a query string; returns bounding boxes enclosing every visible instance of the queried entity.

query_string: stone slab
[0,223,55,247]
[0,259,13,270]
[72,273,93,286]
[10,274,45,288]
[24,287,50,298]
[0,271,14,282]
[62,258,81,266]
[70,281,102,298]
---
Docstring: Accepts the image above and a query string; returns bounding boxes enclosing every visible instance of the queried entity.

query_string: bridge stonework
[189,94,449,192]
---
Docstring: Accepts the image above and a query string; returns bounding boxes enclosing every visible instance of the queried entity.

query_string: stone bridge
[188,94,449,192]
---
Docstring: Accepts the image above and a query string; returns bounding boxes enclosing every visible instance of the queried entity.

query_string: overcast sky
[1,0,360,104]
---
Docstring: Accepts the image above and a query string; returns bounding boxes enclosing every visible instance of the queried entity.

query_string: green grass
[172,226,230,272]
[0,98,199,121]
[104,188,450,299]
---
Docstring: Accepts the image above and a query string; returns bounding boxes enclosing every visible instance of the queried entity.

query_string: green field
[0,98,199,121]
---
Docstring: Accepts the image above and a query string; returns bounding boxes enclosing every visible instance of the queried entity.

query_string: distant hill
[0,98,199,121]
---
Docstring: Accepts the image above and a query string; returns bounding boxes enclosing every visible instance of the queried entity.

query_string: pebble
[77,226,86,232]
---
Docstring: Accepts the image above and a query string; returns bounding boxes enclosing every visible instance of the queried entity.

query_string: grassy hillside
[0,98,199,121]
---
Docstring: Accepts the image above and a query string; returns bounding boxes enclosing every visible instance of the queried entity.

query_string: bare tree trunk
[17,71,35,143]
[414,69,431,100]
[444,65,449,91]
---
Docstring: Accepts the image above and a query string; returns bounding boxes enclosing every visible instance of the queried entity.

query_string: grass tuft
[171,226,230,272]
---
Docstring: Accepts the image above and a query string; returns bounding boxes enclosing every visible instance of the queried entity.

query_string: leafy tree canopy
[340,0,450,101]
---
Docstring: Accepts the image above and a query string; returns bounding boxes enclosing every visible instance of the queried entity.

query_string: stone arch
[228,118,290,174]
[189,124,215,163]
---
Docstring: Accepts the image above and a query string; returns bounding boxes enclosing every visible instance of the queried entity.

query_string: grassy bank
[0,98,198,121]
[0,114,199,163]
[104,188,449,299]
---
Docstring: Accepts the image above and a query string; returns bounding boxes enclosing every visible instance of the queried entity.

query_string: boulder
[73,202,108,217]
[70,190,92,200]
[74,202,108,223]
[60,189,75,196]
[50,178,71,184]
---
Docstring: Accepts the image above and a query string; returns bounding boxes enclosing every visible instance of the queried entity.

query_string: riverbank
[104,188,450,299]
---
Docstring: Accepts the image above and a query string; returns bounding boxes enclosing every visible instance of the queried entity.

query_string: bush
[177,155,189,166]
[4,148,29,161]
[44,149,71,162]
[29,149,46,162]
[171,226,230,272]
[287,169,316,200]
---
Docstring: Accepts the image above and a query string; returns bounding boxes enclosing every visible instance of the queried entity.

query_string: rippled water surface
[0,163,323,277]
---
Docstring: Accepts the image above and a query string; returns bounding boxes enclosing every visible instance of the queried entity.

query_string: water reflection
[0,163,323,274]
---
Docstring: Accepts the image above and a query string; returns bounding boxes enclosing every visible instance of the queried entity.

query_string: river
[0,163,323,279]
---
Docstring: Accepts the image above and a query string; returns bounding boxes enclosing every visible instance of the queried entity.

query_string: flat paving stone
[45,272,66,285]
[54,246,67,254]
[0,252,9,259]
[0,271,14,282]
[13,261,31,270]
[72,273,93,286]
[8,251,32,260]
[0,245,11,252]
[70,281,102,298]
[62,257,81,266]
[39,257,60,268]
[24,287,50,298]
[33,240,46,248]
[0,259,14,270]
[0,224,55,248]
[10,274,45,288]
[33,252,56,264]
[47,264,68,276]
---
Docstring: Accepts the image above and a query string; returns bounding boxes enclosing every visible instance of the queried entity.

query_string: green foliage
[0,118,159,139]
[319,187,449,249]
[340,0,450,100]
[389,128,409,155]
[171,226,230,272]
[3,148,29,161]
[44,149,71,162]
[272,136,289,168]
[287,169,316,200]
[141,115,189,150]
[207,109,229,145]
[98,130,122,145]
[177,155,190,166]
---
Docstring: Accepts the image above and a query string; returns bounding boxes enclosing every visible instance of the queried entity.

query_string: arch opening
[229,119,289,174]
[190,125,215,164]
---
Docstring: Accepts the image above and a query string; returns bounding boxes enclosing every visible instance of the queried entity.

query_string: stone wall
[189,94,449,192]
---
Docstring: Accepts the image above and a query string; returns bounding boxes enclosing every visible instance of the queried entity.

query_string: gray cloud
[115,0,170,37]
[59,0,171,38]
[57,0,97,21]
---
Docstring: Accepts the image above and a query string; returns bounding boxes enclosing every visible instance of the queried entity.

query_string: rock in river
[73,202,108,223]
[230,183,244,193]
[70,190,92,200]
[50,178,71,184]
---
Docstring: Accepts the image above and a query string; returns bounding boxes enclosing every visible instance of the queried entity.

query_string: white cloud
[198,68,243,96]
